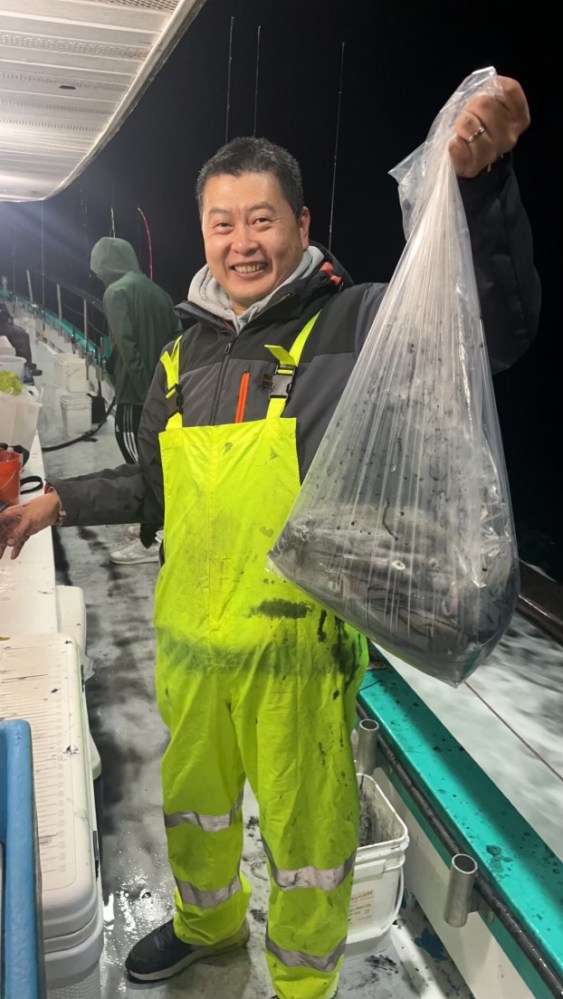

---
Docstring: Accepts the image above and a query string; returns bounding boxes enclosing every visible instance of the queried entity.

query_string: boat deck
[5,332,562,997]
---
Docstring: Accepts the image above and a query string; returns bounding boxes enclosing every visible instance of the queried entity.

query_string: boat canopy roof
[0,0,205,203]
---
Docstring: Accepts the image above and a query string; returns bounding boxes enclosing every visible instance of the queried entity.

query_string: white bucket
[0,355,26,380]
[60,394,91,437]
[55,353,88,392]
[0,385,42,458]
[347,773,409,954]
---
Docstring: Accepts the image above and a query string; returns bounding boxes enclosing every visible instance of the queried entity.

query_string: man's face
[201,171,310,315]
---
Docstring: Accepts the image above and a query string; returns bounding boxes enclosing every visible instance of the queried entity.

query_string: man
[89,236,181,564]
[0,77,540,999]
[0,301,42,379]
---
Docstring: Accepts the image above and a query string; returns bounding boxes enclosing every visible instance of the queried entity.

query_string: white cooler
[0,633,104,997]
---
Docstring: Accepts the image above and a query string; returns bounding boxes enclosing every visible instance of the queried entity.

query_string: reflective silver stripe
[126,405,139,462]
[165,790,243,832]
[262,837,356,892]
[266,930,346,972]
[175,873,242,909]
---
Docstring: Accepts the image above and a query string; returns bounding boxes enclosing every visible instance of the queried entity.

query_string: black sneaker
[125,918,250,982]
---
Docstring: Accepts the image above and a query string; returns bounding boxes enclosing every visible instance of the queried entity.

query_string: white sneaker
[110,538,160,565]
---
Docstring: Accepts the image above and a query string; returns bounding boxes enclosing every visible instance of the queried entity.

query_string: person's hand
[0,491,61,560]
[448,76,530,179]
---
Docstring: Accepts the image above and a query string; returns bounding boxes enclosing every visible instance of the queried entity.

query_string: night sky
[0,0,558,578]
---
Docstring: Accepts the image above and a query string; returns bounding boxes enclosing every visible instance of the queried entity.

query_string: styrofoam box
[54,353,88,392]
[60,394,92,437]
[54,352,85,390]
[0,335,16,355]
[0,634,104,997]
[347,773,409,955]
[0,354,26,380]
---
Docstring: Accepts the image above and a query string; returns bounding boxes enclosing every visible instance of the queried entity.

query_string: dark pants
[114,403,160,548]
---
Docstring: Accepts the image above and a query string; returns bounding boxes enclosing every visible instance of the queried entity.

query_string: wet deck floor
[32,334,563,998]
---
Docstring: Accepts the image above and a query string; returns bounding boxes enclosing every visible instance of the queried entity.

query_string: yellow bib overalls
[154,316,369,999]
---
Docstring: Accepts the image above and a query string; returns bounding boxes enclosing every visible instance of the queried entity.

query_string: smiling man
[195,158,311,317]
[0,79,541,999]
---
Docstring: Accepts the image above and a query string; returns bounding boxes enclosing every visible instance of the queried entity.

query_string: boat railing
[1,268,110,371]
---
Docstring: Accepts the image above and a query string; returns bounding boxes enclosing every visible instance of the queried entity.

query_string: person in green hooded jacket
[90,236,180,564]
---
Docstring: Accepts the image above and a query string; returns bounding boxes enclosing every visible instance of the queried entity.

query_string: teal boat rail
[0,288,110,368]
[359,658,563,999]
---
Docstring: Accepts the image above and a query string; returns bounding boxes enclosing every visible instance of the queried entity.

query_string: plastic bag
[0,385,42,465]
[268,68,519,686]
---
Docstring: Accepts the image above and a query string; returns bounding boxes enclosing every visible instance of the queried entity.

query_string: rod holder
[444,853,478,927]
[355,718,379,776]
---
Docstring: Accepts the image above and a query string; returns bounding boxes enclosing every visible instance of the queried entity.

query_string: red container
[0,449,20,505]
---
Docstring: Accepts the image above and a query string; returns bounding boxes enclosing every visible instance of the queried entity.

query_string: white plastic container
[55,353,88,392]
[0,384,42,457]
[56,584,102,782]
[347,773,409,954]
[61,394,91,437]
[0,634,104,998]
[56,584,87,650]
[0,354,26,380]
[0,334,16,355]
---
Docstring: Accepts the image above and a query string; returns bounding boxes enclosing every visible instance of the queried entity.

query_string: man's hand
[0,492,61,560]
[449,76,530,178]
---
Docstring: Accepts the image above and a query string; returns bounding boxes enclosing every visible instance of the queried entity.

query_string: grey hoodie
[187,246,324,332]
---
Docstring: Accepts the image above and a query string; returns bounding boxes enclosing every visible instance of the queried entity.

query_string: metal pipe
[356,702,563,998]
[356,718,379,776]
[444,853,478,927]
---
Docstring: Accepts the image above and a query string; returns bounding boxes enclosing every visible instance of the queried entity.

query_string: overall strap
[160,311,321,429]
[160,336,183,429]
[265,311,321,418]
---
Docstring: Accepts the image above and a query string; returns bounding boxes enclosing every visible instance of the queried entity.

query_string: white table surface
[0,433,58,637]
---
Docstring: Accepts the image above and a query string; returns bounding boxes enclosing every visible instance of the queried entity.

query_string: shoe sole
[110,557,159,564]
[109,552,160,564]
[126,922,250,983]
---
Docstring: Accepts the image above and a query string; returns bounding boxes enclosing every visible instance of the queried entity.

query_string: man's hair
[196,137,304,219]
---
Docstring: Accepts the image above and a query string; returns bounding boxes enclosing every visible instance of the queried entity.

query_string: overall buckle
[269,364,296,400]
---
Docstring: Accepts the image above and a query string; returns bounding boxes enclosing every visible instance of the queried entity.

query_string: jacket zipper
[203,288,326,423]
[209,331,237,423]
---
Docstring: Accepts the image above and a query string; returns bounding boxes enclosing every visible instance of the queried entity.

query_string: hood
[90,237,141,287]
[185,244,347,332]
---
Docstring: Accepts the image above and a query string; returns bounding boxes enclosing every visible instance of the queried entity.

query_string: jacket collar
[175,243,353,334]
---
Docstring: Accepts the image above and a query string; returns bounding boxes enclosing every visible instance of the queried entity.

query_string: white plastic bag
[0,385,43,464]
[269,68,519,686]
